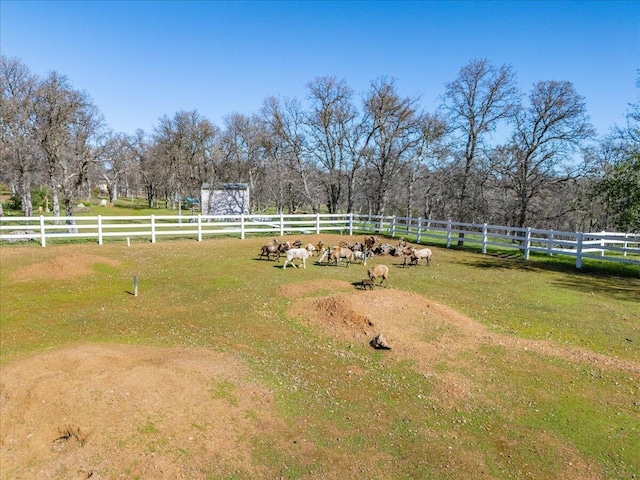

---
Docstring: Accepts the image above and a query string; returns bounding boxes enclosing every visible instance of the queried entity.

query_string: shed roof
[201,183,249,190]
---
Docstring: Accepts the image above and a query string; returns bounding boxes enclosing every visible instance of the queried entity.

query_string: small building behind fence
[201,183,250,215]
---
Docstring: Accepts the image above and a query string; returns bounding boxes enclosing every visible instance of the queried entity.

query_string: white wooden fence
[1,213,639,271]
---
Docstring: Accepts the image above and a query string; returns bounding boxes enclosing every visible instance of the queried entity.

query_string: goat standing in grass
[283,244,316,269]
[409,247,432,266]
[258,240,288,261]
[360,278,375,290]
[368,264,389,287]
[329,246,354,267]
[353,249,374,265]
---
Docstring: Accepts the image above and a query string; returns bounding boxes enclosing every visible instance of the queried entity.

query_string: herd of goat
[258,235,432,288]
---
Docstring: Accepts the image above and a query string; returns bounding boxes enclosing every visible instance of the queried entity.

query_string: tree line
[1,55,638,232]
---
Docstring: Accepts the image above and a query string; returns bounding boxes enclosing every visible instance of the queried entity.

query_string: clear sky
[1,0,638,137]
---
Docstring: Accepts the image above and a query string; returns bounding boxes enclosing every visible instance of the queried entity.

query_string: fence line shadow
[456,254,640,302]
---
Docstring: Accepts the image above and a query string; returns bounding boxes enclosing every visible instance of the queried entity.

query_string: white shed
[201,183,250,215]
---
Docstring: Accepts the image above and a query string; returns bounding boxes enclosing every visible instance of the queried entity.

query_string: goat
[352,249,374,265]
[360,278,375,290]
[283,244,316,269]
[329,246,354,267]
[373,243,393,256]
[318,247,330,264]
[409,247,432,266]
[364,235,377,251]
[351,241,365,252]
[258,240,288,261]
[368,264,389,287]
[401,247,416,267]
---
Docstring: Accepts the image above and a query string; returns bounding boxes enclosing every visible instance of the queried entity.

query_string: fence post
[280,212,284,237]
[240,214,245,240]
[417,218,422,243]
[40,215,46,247]
[98,215,103,245]
[197,215,202,241]
[151,215,156,243]
[524,227,531,260]
[349,213,354,236]
[446,220,452,248]
[480,223,487,254]
[316,213,321,235]
[624,234,629,257]
[390,216,396,237]
[547,230,554,256]
[576,232,583,268]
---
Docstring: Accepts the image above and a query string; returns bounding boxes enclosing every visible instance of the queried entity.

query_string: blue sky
[2,0,638,137]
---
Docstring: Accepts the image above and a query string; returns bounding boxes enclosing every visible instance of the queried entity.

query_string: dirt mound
[285,282,639,376]
[287,285,483,372]
[0,344,280,479]
[10,254,121,282]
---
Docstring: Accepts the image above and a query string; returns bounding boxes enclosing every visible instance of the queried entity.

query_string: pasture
[0,235,638,479]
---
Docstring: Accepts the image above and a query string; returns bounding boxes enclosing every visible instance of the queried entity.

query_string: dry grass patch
[10,253,121,282]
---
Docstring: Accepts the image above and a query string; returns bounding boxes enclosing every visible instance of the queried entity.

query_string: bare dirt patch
[10,254,121,282]
[0,344,281,479]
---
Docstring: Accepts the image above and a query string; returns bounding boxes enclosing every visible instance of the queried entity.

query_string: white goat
[409,247,432,266]
[283,244,316,269]
[352,249,374,265]
[318,248,330,264]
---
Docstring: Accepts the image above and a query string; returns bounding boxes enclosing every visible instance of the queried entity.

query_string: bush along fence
[1,213,639,272]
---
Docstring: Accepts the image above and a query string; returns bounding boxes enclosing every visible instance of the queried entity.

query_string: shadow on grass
[457,252,640,302]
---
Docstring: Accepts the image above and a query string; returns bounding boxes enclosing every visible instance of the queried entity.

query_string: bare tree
[0,55,40,216]
[442,59,518,224]
[128,130,159,207]
[498,81,595,228]
[304,76,357,213]
[261,96,319,212]
[31,71,104,220]
[98,132,136,203]
[404,112,447,218]
[361,77,423,216]
[220,113,266,211]
[590,79,640,232]
[65,99,106,213]
[152,110,218,210]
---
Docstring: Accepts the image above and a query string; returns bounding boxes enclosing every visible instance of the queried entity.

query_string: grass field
[1,234,638,479]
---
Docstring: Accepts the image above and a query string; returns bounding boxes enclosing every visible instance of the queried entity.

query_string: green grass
[1,236,639,479]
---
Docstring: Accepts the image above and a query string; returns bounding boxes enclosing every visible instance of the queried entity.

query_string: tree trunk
[64,197,77,233]
[21,190,33,217]
[52,189,61,223]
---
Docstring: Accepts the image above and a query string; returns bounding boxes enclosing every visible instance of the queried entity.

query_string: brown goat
[368,264,389,287]
[329,246,353,267]
[360,278,375,290]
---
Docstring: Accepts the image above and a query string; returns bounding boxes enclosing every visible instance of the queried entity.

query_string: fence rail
[1,213,638,271]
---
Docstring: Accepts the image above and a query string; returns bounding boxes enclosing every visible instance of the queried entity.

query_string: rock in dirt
[370,333,392,350]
